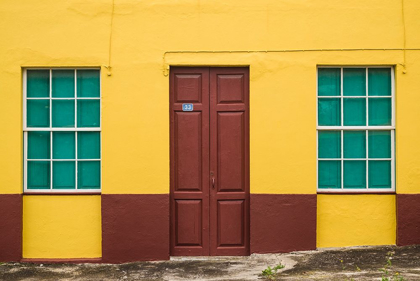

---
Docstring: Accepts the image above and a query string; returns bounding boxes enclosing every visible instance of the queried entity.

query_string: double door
[170,67,249,256]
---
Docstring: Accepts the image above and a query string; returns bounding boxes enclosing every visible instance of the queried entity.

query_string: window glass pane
[27,70,49,98]
[53,132,75,159]
[344,160,366,189]
[318,68,341,96]
[28,131,50,159]
[27,161,50,189]
[77,70,100,97]
[318,131,340,158]
[52,70,75,98]
[78,132,100,159]
[27,100,50,127]
[52,100,75,127]
[344,131,366,158]
[368,131,391,158]
[369,160,391,188]
[368,98,391,126]
[318,160,341,189]
[343,98,366,126]
[343,68,366,96]
[318,98,341,126]
[368,68,391,96]
[53,161,75,189]
[78,161,100,189]
[77,100,100,127]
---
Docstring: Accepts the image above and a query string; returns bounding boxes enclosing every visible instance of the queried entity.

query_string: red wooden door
[170,67,249,256]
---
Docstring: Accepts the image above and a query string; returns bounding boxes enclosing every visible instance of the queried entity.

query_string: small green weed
[262,263,285,280]
[380,252,405,281]
[340,251,405,281]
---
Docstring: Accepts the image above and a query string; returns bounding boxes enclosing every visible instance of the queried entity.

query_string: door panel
[174,112,202,191]
[175,200,203,246]
[170,68,209,256]
[217,200,245,246]
[170,67,249,256]
[210,67,249,256]
[217,74,245,103]
[218,112,245,192]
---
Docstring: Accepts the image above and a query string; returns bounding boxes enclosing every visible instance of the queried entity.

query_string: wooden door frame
[169,66,250,256]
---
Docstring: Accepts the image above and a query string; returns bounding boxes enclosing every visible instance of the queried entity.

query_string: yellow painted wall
[317,195,396,248]
[1,0,420,195]
[23,196,101,258]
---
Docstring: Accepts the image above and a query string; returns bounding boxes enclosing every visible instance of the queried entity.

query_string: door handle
[212,177,215,189]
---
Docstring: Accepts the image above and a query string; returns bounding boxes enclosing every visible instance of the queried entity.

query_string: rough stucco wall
[0,0,419,257]
[317,195,396,248]
[0,0,419,195]
[22,196,101,259]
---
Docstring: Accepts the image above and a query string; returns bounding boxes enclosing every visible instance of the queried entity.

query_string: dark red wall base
[101,194,169,263]
[0,194,22,262]
[250,194,316,254]
[397,194,420,246]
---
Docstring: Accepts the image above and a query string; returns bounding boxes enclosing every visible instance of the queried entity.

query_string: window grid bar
[317,126,394,130]
[318,96,391,98]
[75,69,78,190]
[28,159,100,161]
[320,158,392,161]
[24,132,28,191]
[49,69,53,190]
[340,68,344,189]
[317,66,395,192]
[366,68,369,189]
[23,68,101,193]
[24,128,101,132]
[26,97,100,100]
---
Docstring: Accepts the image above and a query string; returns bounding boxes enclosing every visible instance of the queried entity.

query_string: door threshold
[170,256,250,261]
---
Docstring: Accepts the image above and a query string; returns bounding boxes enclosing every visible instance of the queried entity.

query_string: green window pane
[368,131,391,158]
[343,68,366,96]
[343,98,366,126]
[318,68,341,96]
[27,70,49,98]
[344,131,366,158]
[78,161,100,189]
[53,161,75,189]
[369,160,391,188]
[368,68,391,96]
[344,160,366,189]
[368,98,391,126]
[28,131,50,159]
[27,100,50,127]
[27,161,50,189]
[77,70,100,97]
[318,160,341,189]
[318,131,340,158]
[53,132,75,159]
[78,132,100,159]
[77,100,100,127]
[52,100,75,127]
[318,98,341,126]
[52,70,75,98]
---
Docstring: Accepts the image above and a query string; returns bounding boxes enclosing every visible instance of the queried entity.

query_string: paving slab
[1,245,420,280]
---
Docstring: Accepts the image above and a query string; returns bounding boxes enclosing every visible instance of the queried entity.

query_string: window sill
[317,191,395,195]
[23,192,101,195]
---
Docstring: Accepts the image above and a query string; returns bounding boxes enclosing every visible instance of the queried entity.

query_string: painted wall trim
[102,194,170,263]
[0,194,22,262]
[250,194,317,254]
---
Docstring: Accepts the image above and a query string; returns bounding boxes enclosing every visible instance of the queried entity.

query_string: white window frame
[316,66,395,193]
[23,68,102,193]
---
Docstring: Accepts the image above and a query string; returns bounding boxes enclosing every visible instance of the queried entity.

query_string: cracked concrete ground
[1,245,420,280]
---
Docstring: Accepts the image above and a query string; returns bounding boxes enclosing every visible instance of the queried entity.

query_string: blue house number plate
[182,103,194,111]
